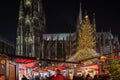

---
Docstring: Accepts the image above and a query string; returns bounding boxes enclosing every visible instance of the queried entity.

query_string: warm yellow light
[85,15,88,19]
[52,64,54,67]
[39,63,41,66]
[100,56,106,61]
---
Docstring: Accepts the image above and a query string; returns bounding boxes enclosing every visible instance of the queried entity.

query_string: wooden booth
[0,56,18,80]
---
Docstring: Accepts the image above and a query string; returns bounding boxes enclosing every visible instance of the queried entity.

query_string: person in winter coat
[51,69,66,80]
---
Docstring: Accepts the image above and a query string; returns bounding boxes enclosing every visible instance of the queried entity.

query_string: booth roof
[15,58,36,64]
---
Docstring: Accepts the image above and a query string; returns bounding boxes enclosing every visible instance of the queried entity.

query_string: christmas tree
[104,58,120,79]
[76,15,98,65]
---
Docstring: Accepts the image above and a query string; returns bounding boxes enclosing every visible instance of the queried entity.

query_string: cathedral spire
[92,13,97,50]
[33,0,39,19]
[92,13,96,33]
[76,2,82,38]
[19,0,24,20]
[39,0,46,33]
[79,2,82,24]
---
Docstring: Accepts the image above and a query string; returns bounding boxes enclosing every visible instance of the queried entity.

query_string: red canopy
[15,58,36,63]
[33,65,69,73]
[15,58,36,68]
[33,69,39,72]
[47,68,56,71]
[22,62,35,68]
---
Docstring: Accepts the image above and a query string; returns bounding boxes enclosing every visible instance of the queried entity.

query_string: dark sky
[0,0,120,44]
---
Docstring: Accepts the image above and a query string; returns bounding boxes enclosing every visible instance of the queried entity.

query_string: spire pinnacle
[92,13,96,32]
[19,0,24,20]
[79,2,82,24]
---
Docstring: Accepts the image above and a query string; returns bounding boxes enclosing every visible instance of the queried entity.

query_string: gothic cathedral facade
[16,0,45,57]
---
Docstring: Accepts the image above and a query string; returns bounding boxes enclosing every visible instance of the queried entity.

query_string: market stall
[75,64,99,78]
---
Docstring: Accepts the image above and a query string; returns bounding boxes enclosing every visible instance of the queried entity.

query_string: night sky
[0,0,120,44]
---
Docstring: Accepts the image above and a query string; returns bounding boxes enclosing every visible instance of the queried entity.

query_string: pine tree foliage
[76,15,98,63]
[104,59,120,80]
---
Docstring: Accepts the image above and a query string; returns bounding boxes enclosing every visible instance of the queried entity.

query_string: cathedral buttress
[16,0,24,56]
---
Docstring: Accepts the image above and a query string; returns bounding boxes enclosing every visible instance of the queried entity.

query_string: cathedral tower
[16,0,45,57]
[76,2,82,34]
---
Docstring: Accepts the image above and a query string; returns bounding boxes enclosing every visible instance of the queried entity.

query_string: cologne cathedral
[16,0,120,62]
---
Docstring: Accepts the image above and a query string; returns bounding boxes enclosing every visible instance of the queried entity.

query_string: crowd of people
[21,69,112,80]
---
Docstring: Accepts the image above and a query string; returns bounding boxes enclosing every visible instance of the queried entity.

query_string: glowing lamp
[100,56,106,61]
